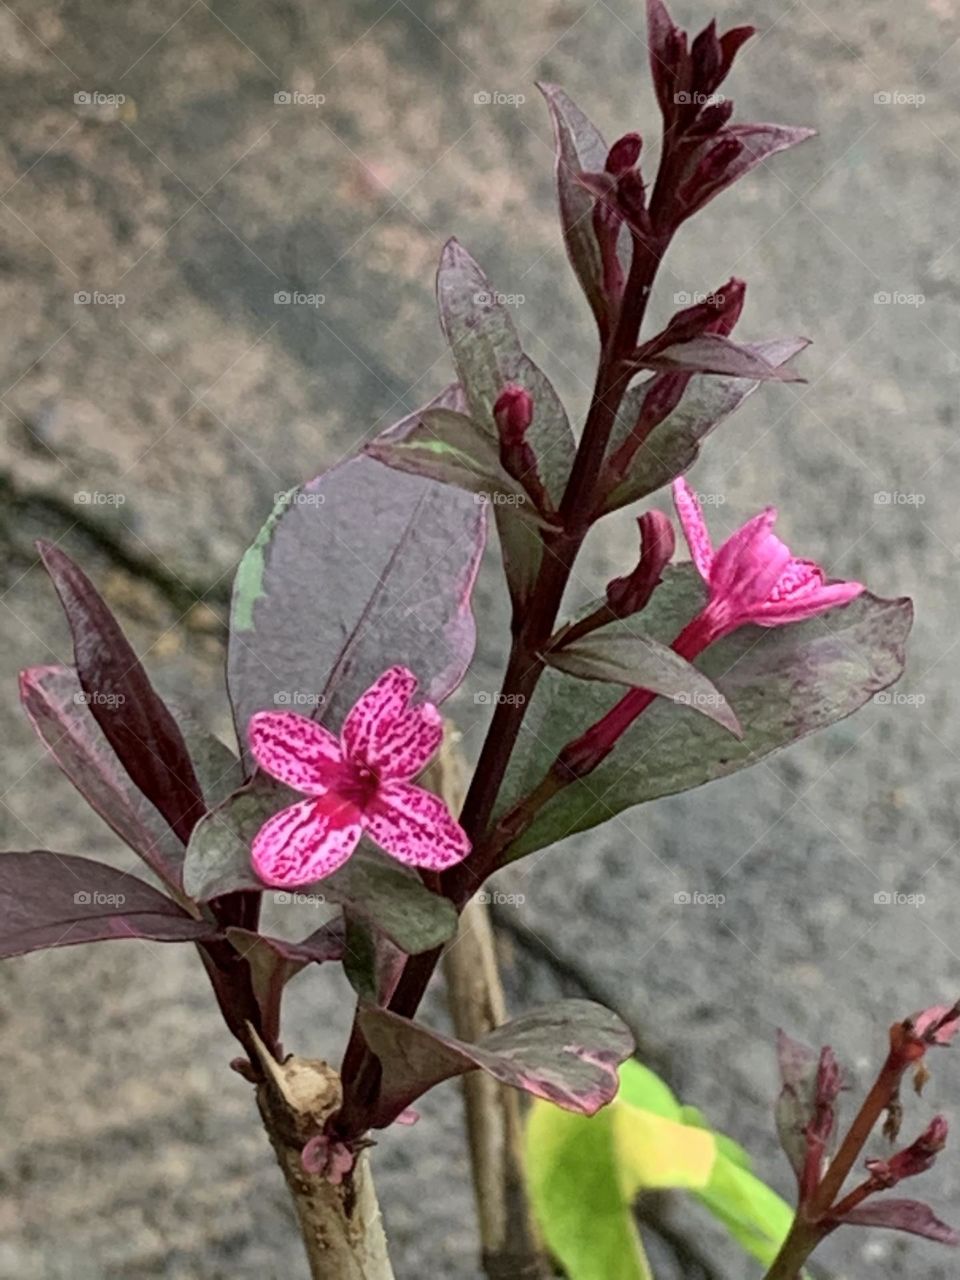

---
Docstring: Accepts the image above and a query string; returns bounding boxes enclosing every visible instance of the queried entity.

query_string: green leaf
[545,632,741,736]
[635,334,806,381]
[183,783,457,954]
[526,1063,715,1280]
[366,407,553,527]
[499,567,912,857]
[527,1060,799,1279]
[602,339,810,515]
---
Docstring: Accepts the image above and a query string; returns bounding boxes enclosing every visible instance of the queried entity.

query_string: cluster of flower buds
[775,1003,960,1249]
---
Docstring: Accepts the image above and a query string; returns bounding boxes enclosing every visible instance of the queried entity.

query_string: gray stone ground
[1,0,959,1276]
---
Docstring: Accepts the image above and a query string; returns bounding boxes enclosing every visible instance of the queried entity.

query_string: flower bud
[606,510,675,617]
[606,132,643,176]
[494,384,534,446]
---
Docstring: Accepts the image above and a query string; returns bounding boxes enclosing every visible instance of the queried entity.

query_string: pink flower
[558,481,865,780]
[248,666,471,887]
[672,476,864,645]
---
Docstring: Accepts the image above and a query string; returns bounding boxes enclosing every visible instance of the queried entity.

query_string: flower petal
[757,578,864,626]
[672,478,714,581]
[251,795,362,887]
[366,702,444,781]
[365,782,471,871]
[342,666,418,766]
[710,510,789,604]
[249,710,343,795]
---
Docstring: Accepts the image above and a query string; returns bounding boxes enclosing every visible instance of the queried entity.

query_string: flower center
[338,761,381,809]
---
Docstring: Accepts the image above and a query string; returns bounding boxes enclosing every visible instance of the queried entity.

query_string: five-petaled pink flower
[248,666,471,887]
[672,476,864,648]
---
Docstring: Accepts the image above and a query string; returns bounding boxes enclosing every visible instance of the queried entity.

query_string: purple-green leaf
[634,334,806,381]
[680,124,816,222]
[37,542,205,849]
[358,999,634,1128]
[19,664,186,891]
[546,633,741,736]
[837,1200,959,1245]
[601,338,811,515]
[228,447,484,771]
[538,82,620,332]
[437,238,575,506]
[498,567,912,858]
[0,850,217,959]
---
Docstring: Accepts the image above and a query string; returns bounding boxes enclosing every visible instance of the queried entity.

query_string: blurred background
[1,0,958,1276]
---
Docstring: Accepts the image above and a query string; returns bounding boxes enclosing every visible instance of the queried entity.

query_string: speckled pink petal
[756,578,863,626]
[711,510,787,603]
[251,795,362,887]
[365,782,471,870]
[672,478,714,581]
[341,666,418,766]
[248,710,344,795]
[366,702,444,781]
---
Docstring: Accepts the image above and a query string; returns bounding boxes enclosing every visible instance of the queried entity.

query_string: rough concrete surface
[1,0,959,1276]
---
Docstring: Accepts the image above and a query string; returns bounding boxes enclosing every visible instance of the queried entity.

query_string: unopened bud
[606,509,675,617]
[494,384,534,446]
[690,20,722,97]
[606,132,643,176]
[866,1116,949,1187]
